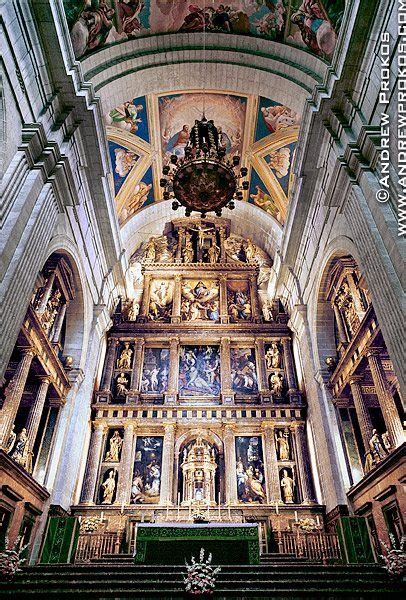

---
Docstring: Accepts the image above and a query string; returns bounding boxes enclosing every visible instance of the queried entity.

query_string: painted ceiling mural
[64,1,345,61]
[104,91,300,227]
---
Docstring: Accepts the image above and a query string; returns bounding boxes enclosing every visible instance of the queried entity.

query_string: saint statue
[144,238,156,262]
[381,431,391,452]
[280,469,295,503]
[269,372,284,396]
[261,300,273,322]
[369,429,386,461]
[116,373,129,396]
[182,237,194,263]
[5,424,16,454]
[364,451,374,474]
[276,430,290,460]
[101,470,116,504]
[42,289,62,335]
[10,428,32,472]
[207,242,220,264]
[244,238,256,264]
[104,430,123,462]
[117,343,133,370]
[265,342,281,369]
[128,300,140,321]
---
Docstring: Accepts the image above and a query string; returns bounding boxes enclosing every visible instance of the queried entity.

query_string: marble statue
[261,299,273,322]
[116,373,129,396]
[5,424,16,454]
[269,372,284,396]
[276,430,290,460]
[101,470,116,504]
[104,430,123,462]
[369,429,386,461]
[280,469,295,503]
[265,342,281,369]
[117,343,133,370]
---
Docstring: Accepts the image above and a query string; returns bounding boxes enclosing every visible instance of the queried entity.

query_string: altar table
[134,522,260,565]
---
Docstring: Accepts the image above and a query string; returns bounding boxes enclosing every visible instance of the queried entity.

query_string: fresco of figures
[148,279,174,322]
[179,346,221,397]
[227,281,252,322]
[231,348,258,395]
[159,93,246,163]
[181,280,220,322]
[235,436,266,504]
[65,1,343,61]
[131,437,163,504]
[140,348,170,394]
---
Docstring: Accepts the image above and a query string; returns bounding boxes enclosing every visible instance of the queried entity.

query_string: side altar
[134,522,260,565]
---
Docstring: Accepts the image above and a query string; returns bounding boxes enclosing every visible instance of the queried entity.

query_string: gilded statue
[280,469,295,503]
[101,469,116,504]
[269,372,284,396]
[207,242,220,264]
[382,431,391,452]
[42,288,62,334]
[182,236,194,263]
[117,343,133,370]
[265,342,281,369]
[144,238,157,262]
[244,238,256,264]
[5,424,16,454]
[10,428,32,473]
[189,224,215,249]
[369,429,386,461]
[276,430,290,460]
[116,373,129,396]
[128,300,140,321]
[104,430,123,462]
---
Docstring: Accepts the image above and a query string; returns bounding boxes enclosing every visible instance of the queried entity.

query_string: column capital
[94,421,108,433]
[349,375,364,385]
[37,375,52,385]
[19,346,36,357]
[261,421,275,431]
[123,421,136,431]
[224,423,235,433]
[134,337,145,345]
[164,422,176,432]
[169,336,180,345]
[174,274,182,282]
[365,346,383,358]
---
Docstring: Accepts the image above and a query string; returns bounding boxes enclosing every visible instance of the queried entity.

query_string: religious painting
[230,348,258,395]
[131,437,163,504]
[181,280,220,322]
[148,279,174,322]
[105,96,150,142]
[108,141,140,195]
[118,166,154,225]
[158,93,246,164]
[249,168,282,223]
[140,348,170,394]
[179,345,221,397]
[255,97,300,142]
[235,436,266,504]
[227,280,252,322]
[98,467,118,505]
[264,142,296,196]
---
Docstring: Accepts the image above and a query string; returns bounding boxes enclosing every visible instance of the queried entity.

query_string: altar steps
[0,562,403,598]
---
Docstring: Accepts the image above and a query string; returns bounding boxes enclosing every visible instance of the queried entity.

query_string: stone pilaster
[224,424,237,504]
[171,275,182,323]
[165,337,179,403]
[293,423,316,504]
[101,338,118,391]
[255,339,268,393]
[349,376,374,452]
[160,423,176,504]
[220,337,234,404]
[366,348,404,448]
[176,227,185,262]
[51,302,68,344]
[26,376,51,449]
[249,274,261,322]
[262,422,281,503]
[219,274,229,323]
[130,338,145,395]
[81,422,106,504]
[116,423,136,504]
[0,348,35,448]
[138,273,152,322]
[281,338,301,403]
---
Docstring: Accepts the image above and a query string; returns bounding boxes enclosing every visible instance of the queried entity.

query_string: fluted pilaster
[81,423,106,504]
[26,376,51,449]
[116,423,136,504]
[224,424,237,504]
[349,376,374,452]
[262,422,281,503]
[294,423,316,503]
[160,423,176,504]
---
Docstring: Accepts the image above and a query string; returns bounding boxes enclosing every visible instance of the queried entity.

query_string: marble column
[165,337,179,403]
[36,272,56,314]
[333,303,349,352]
[349,376,374,452]
[26,376,51,449]
[81,422,106,504]
[294,423,316,503]
[130,338,145,392]
[176,227,185,262]
[138,273,152,322]
[224,424,237,504]
[255,339,268,393]
[262,422,281,503]
[0,348,35,448]
[219,274,229,323]
[171,275,182,323]
[101,338,118,391]
[219,226,226,261]
[52,302,68,344]
[281,338,297,392]
[249,274,261,322]
[160,423,176,505]
[366,348,404,448]
[116,423,136,504]
[220,337,234,403]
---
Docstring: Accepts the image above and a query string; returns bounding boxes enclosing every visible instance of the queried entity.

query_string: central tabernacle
[134,523,260,565]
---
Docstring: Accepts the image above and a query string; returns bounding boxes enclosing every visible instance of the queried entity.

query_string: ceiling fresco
[104,91,300,227]
[64,1,345,61]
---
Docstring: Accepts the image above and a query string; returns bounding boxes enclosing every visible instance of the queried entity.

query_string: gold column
[116,422,136,504]
[165,336,179,403]
[293,423,316,504]
[176,227,185,262]
[138,273,152,322]
[219,226,226,261]
[160,423,176,505]
[171,275,182,323]
[52,302,68,345]
[219,274,229,323]
[101,338,118,391]
[26,376,51,450]
[366,348,404,448]
[224,424,237,505]
[255,339,268,393]
[129,338,145,399]
[220,337,234,404]
[349,376,374,452]
[262,422,281,503]
[249,274,261,322]
[81,422,106,504]
[0,348,35,448]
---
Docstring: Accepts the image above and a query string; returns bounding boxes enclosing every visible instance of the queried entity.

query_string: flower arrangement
[184,548,221,596]
[293,518,321,533]
[79,516,104,533]
[380,534,406,577]
[0,537,27,580]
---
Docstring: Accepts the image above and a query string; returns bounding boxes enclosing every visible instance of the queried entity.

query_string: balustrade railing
[74,531,124,563]
[274,530,341,563]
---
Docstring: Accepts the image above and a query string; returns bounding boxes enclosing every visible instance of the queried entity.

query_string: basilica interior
[0,0,404,596]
